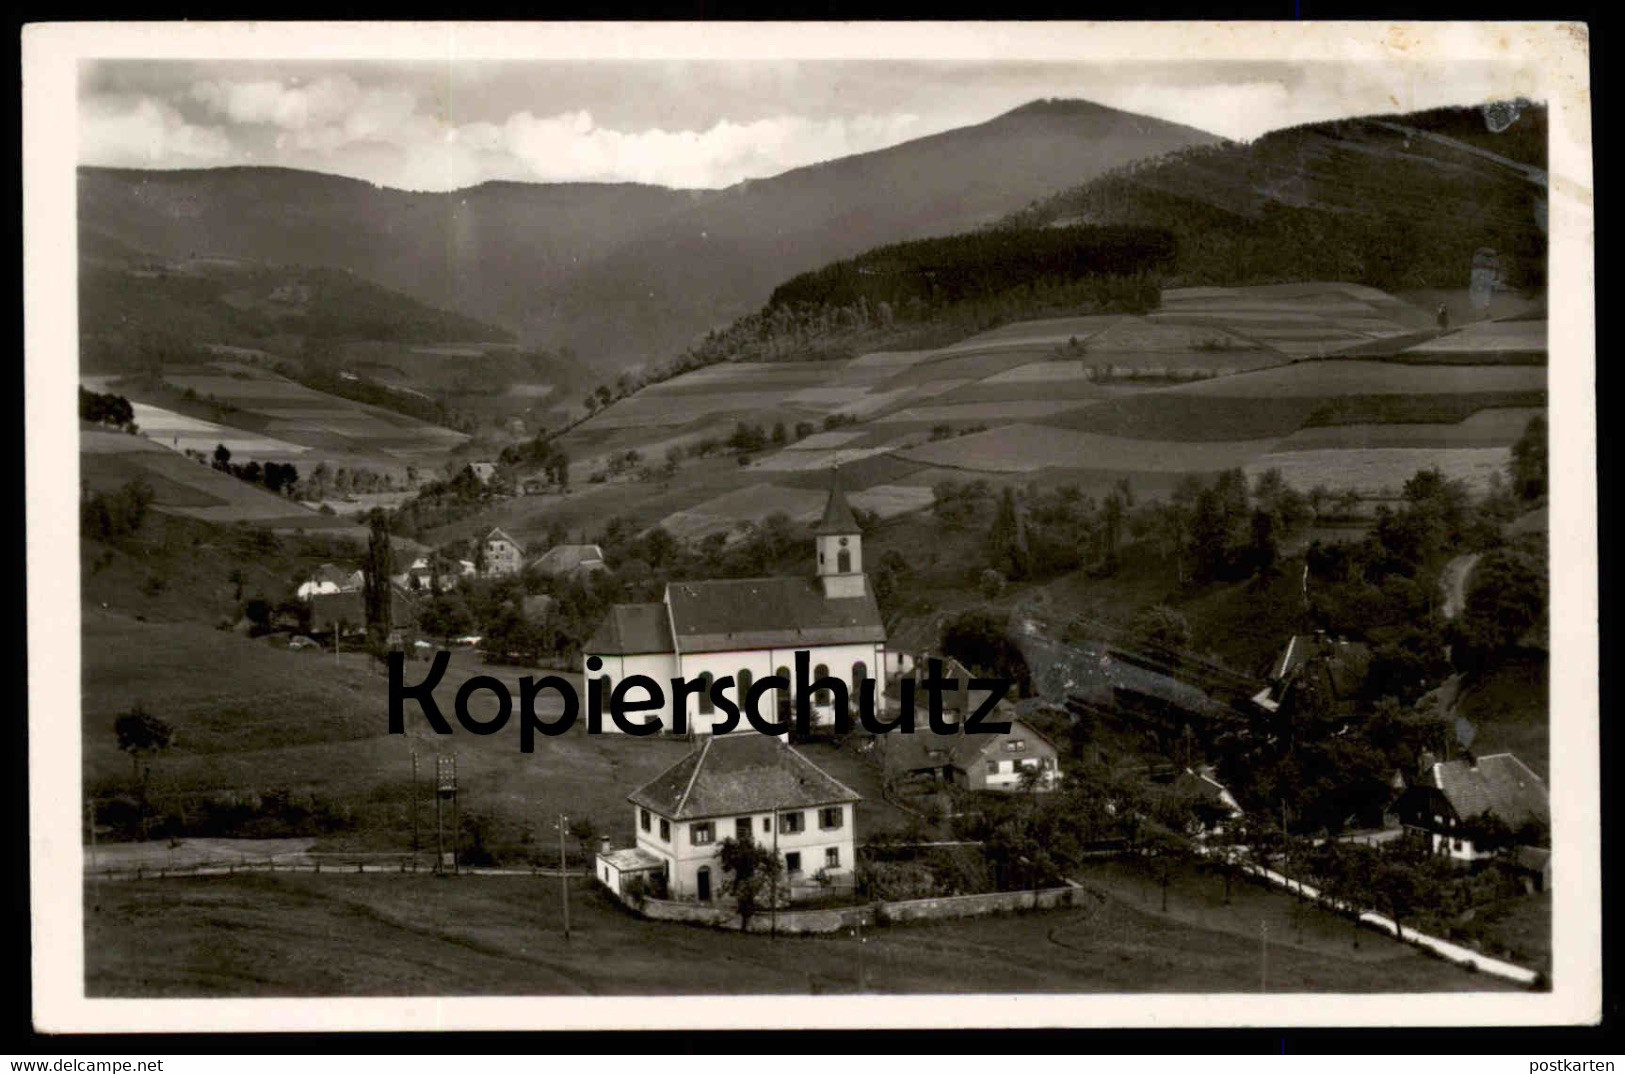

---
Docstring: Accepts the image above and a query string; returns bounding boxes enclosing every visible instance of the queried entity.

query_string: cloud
[80,95,233,166]
[133,74,931,189]
[486,109,927,188]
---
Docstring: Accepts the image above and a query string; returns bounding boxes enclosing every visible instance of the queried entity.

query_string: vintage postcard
[23,21,1597,1032]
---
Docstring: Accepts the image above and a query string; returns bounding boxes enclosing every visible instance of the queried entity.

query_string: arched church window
[699,672,714,714]
[738,668,753,709]
[815,663,831,706]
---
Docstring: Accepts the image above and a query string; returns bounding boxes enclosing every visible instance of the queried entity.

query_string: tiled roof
[883,715,1056,774]
[485,527,525,554]
[1427,754,1549,829]
[629,734,861,820]
[665,577,884,653]
[533,544,607,575]
[585,603,674,655]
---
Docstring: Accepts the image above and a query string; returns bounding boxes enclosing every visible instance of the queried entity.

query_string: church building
[583,472,887,734]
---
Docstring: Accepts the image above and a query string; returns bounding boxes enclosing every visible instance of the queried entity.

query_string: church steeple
[814,467,865,599]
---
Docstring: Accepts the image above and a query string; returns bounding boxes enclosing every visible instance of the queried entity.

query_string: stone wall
[628,881,1084,935]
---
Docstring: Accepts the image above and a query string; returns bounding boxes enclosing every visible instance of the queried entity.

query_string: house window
[691,822,715,846]
[780,811,804,834]
[987,760,1000,775]
[598,676,612,719]
[785,852,802,874]
[659,818,670,842]
[820,806,843,830]
[762,817,772,833]
[640,809,651,832]
[814,664,831,706]
[699,672,714,714]
[735,817,753,842]
[1005,739,1025,752]
[826,847,840,868]
[851,661,867,699]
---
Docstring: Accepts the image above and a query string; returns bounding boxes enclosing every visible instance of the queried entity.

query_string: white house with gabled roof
[600,733,862,902]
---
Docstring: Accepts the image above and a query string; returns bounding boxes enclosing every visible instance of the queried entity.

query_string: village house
[1391,753,1550,862]
[598,733,862,903]
[1168,765,1246,835]
[395,556,469,593]
[1251,630,1372,715]
[531,543,609,581]
[296,563,363,600]
[482,527,526,577]
[469,462,498,484]
[583,472,887,734]
[882,712,1062,794]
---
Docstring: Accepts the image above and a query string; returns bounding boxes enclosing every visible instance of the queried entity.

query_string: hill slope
[80,99,1221,369]
[1004,102,1548,295]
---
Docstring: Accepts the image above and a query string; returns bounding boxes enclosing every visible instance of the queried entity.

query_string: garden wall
[633,880,1085,935]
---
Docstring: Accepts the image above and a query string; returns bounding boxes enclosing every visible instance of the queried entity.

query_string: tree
[114,705,174,841]
[718,836,783,926]
[362,510,394,652]
[985,487,1031,579]
[212,443,232,471]
[1454,548,1545,668]
[978,568,1006,600]
[942,608,1032,697]
[1509,413,1547,500]
[1130,605,1192,651]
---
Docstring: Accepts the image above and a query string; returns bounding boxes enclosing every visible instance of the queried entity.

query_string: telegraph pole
[450,754,461,876]
[771,802,780,940]
[410,748,420,860]
[559,813,571,941]
[1260,920,1269,993]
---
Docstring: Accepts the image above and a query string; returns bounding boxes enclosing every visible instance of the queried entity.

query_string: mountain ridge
[80,97,1223,369]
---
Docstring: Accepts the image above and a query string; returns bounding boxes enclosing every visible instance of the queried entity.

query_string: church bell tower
[814,468,865,599]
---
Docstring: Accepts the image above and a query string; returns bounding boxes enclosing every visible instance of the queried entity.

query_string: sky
[79,55,1545,192]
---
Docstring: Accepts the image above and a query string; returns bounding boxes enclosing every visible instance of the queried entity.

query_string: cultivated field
[81,426,347,529]
[445,284,1544,550]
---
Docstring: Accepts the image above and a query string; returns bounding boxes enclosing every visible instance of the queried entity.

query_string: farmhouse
[296,563,362,599]
[469,462,498,484]
[883,714,1062,793]
[1391,753,1549,862]
[1251,630,1371,714]
[531,543,609,581]
[482,527,526,577]
[583,471,887,734]
[1168,765,1246,834]
[599,733,862,902]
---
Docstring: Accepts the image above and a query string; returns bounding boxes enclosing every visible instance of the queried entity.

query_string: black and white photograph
[23,21,1598,1033]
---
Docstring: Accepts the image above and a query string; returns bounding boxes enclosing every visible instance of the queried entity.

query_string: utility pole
[411,748,420,860]
[450,754,461,876]
[87,798,98,912]
[771,801,780,940]
[856,911,867,991]
[1260,920,1269,993]
[559,812,571,941]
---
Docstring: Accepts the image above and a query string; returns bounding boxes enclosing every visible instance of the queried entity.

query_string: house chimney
[598,836,611,856]
[1418,749,1438,775]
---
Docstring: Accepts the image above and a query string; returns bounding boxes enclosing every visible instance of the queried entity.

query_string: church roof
[584,602,674,655]
[665,576,884,653]
[629,734,861,821]
[813,470,861,536]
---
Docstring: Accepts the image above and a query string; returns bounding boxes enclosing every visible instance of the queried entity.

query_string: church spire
[814,466,860,536]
